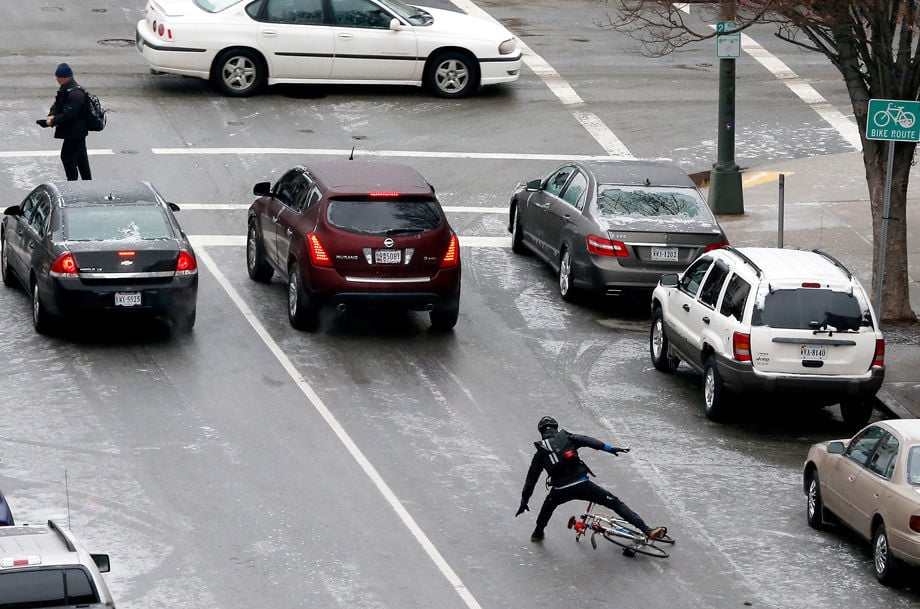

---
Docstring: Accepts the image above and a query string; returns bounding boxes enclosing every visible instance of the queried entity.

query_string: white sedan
[135,0,522,98]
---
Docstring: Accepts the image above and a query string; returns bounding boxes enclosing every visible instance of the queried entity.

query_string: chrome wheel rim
[704,368,715,410]
[559,251,571,295]
[651,319,664,359]
[32,283,40,325]
[222,56,256,92]
[288,271,298,318]
[246,227,257,271]
[807,479,817,519]
[435,59,469,94]
[874,531,888,575]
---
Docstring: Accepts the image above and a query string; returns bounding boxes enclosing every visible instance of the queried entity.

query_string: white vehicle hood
[414,6,516,46]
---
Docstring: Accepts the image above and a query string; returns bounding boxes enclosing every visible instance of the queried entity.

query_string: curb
[873,389,915,420]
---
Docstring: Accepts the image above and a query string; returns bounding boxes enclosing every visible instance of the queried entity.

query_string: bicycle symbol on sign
[873,103,916,129]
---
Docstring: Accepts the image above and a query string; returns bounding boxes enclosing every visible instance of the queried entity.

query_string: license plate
[651,247,679,262]
[375,249,401,264]
[115,292,142,307]
[800,344,827,360]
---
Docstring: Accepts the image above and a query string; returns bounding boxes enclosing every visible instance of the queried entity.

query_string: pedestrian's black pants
[534,480,649,535]
[61,138,91,181]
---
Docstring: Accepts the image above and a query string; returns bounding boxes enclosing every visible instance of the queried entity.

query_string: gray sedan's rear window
[327,198,441,236]
[64,205,172,241]
[596,185,708,219]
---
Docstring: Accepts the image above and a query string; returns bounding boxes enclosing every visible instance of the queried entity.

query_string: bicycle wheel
[600,522,670,558]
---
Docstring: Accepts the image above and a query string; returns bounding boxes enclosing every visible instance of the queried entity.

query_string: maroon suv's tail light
[50,252,78,276]
[308,233,333,267]
[704,240,730,253]
[733,331,752,362]
[440,234,459,268]
[586,235,627,257]
[872,339,885,367]
[910,515,920,533]
[176,250,197,275]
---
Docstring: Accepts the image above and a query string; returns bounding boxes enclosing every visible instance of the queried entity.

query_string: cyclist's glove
[515,500,529,517]
[604,444,630,456]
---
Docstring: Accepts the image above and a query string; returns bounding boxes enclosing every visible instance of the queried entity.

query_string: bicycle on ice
[567,502,675,558]
[873,102,916,129]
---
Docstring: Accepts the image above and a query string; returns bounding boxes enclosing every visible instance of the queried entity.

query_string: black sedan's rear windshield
[64,205,173,241]
[327,198,442,236]
[596,185,711,219]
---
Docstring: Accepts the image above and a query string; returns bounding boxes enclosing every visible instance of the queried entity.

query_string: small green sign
[867,99,920,141]
[716,21,739,33]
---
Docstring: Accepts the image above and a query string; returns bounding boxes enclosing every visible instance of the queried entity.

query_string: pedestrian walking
[43,63,92,180]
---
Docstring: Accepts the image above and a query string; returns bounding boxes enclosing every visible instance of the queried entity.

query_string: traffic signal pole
[707,0,745,214]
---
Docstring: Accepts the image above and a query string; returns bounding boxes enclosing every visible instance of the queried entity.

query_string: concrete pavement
[703,151,920,419]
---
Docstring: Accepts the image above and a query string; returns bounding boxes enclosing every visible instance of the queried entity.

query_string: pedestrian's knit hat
[54,63,73,78]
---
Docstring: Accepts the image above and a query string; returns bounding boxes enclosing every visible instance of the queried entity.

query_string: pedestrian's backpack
[537,430,584,481]
[79,86,106,132]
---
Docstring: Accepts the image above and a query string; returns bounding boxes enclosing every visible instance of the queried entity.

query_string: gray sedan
[507,160,729,301]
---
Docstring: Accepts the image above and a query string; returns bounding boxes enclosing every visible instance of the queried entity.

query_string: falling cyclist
[516,416,666,543]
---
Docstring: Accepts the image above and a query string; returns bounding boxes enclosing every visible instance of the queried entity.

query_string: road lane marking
[189,235,511,248]
[0,150,116,157]
[448,0,634,158]
[179,204,508,213]
[196,246,485,609]
[150,147,618,160]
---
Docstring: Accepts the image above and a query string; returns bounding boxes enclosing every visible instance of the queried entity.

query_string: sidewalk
[703,151,920,419]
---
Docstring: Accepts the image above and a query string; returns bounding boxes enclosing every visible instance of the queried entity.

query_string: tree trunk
[862,138,917,322]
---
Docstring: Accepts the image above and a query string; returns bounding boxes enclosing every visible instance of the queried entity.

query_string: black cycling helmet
[537,416,558,433]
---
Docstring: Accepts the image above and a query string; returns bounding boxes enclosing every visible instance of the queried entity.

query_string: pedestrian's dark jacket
[520,429,606,502]
[49,78,88,140]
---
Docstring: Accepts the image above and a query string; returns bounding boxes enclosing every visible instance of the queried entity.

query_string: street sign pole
[708,10,744,214]
[865,98,920,317]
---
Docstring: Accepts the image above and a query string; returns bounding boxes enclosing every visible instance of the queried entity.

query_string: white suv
[649,247,885,427]
[0,520,115,607]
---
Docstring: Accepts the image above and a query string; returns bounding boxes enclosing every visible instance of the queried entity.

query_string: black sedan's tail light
[50,252,78,276]
[176,250,197,275]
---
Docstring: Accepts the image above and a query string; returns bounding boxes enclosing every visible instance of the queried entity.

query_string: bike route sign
[867,98,920,141]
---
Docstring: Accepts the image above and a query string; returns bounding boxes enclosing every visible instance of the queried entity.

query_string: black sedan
[1,181,198,334]
[508,160,729,301]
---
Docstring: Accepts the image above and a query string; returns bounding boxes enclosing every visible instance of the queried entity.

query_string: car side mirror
[167,202,180,212]
[525,179,542,192]
[3,205,22,217]
[659,273,679,288]
[389,17,402,30]
[253,182,272,197]
[91,554,110,573]
[827,441,845,454]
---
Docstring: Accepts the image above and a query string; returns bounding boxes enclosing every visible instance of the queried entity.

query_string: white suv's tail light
[733,331,751,362]
[872,338,885,367]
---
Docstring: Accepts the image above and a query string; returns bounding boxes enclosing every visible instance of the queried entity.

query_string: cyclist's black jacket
[521,429,606,502]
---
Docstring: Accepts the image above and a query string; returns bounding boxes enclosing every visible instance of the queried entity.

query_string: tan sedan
[804,419,920,584]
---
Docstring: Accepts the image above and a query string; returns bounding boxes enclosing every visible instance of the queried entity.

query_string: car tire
[650,309,679,373]
[214,48,264,97]
[430,293,460,332]
[873,523,901,585]
[840,398,874,430]
[31,280,53,335]
[1,236,16,288]
[246,221,274,283]
[425,51,478,98]
[805,470,825,529]
[287,264,320,331]
[559,248,578,302]
[703,357,729,421]
[510,205,527,255]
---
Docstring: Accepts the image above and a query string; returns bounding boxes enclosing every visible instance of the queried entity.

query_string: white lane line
[179,204,507,213]
[189,235,511,248]
[0,149,116,157]
[725,29,862,150]
[196,246,485,609]
[448,0,633,158]
[150,147,617,161]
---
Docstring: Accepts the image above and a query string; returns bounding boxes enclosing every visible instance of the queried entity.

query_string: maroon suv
[246,160,461,331]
